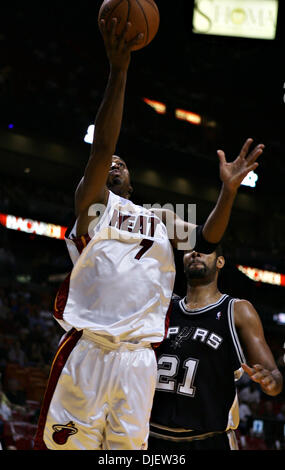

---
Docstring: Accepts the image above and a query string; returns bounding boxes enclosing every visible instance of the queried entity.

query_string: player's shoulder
[233,298,258,328]
[170,293,182,307]
[234,298,255,312]
[172,293,182,301]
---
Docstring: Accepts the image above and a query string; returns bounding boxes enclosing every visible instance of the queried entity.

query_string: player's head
[183,245,225,285]
[107,155,133,199]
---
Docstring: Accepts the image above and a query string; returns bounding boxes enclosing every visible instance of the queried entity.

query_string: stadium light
[273,313,285,325]
[241,171,258,188]
[175,109,202,125]
[143,98,167,114]
[237,264,285,286]
[84,124,95,144]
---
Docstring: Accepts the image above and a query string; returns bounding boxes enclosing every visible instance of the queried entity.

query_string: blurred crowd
[0,284,61,371]
[236,367,285,450]
[0,176,74,226]
[0,279,284,450]
[0,282,62,449]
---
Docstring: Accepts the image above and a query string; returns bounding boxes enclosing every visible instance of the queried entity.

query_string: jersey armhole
[227,299,246,379]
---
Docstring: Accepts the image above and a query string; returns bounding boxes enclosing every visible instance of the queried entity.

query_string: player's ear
[216,256,225,270]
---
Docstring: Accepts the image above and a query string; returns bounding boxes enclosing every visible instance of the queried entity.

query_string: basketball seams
[143,0,159,14]
[126,0,131,22]
[135,0,149,45]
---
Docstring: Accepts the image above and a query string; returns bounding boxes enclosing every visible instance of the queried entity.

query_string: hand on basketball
[217,138,264,192]
[242,363,277,394]
[99,18,144,70]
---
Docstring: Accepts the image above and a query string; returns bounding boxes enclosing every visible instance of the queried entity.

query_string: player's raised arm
[75,19,144,215]
[234,299,283,397]
[202,138,264,243]
[152,138,264,251]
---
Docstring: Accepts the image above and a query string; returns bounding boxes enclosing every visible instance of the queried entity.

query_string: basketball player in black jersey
[148,248,283,450]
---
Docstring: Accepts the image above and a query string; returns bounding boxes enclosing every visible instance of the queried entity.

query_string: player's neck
[185,281,222,310]
[110,187,130,199]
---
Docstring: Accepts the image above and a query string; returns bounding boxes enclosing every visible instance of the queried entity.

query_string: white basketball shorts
[34,328,157,450]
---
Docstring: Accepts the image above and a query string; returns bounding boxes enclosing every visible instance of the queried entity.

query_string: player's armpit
[74,175,110,237]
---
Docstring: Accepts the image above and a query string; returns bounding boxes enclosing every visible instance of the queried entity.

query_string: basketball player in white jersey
[149,248,283,450]
[34,19,264,450]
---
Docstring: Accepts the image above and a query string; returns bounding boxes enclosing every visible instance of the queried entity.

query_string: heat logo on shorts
[52,421,78,445]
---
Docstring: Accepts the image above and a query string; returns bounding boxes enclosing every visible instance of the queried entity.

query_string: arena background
[0,0,284,451]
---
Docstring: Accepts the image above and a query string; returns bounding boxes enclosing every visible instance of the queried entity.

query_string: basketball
[98,0,160,51]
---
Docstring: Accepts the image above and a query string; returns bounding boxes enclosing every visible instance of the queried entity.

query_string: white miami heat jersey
[55,191,176,344]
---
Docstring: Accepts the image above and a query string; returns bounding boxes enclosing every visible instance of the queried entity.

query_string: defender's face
[183,250,222,281]
[107,156,131,197]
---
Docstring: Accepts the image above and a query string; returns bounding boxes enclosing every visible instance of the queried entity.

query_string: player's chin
[107,177,122,189]
[107,181,125,196]
[185,267,207,279]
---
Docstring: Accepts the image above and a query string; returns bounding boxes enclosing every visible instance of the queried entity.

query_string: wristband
[193,224,220,254]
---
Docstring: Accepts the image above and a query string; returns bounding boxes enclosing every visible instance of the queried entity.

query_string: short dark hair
[215,244,223,257]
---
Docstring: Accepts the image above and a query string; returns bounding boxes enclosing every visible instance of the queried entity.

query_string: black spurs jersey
[150,294,245,439]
